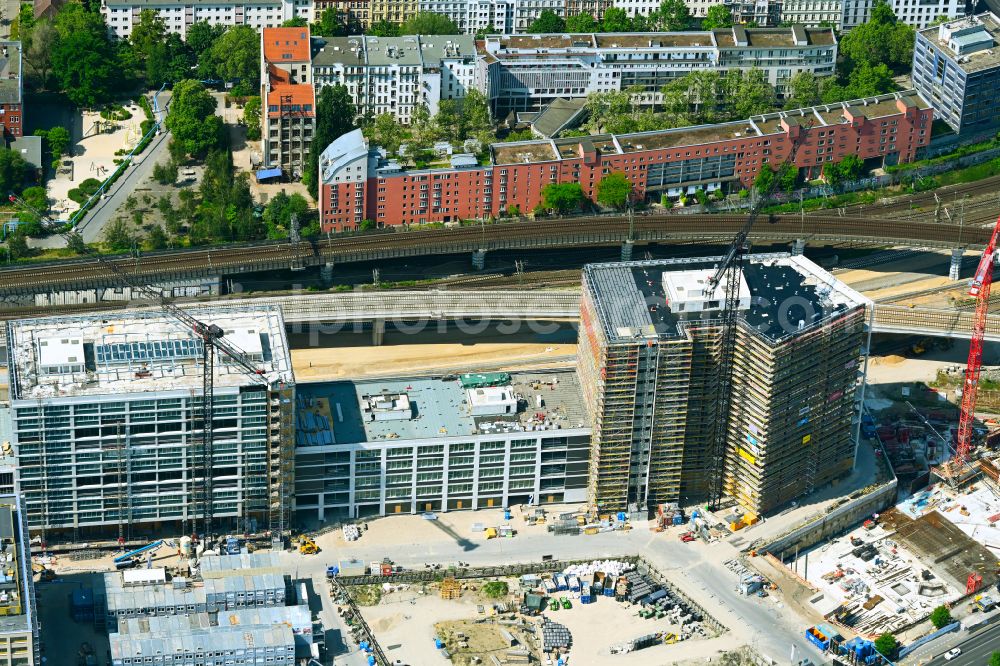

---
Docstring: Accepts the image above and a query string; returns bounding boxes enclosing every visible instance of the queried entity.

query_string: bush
[67,188,88,204]
[153,160,177,185]
[481,581,509,598]
[79,178,103,196]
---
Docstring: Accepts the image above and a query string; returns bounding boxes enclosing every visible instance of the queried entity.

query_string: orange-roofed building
[261,26,315,179]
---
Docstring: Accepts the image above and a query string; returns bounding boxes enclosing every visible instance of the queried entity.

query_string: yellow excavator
[298,536,318,555]
[32,562,55,582]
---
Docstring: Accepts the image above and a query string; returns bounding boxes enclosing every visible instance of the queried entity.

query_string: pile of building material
[440,578,461,600]
[342,525,360,542]
[562,560,633,580]
[540,618,571,652]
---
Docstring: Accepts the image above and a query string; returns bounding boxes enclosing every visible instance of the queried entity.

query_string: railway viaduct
[0,214,987,296]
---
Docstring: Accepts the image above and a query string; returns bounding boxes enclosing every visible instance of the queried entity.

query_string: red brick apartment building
[319,91,932,232]
[0,42,23,139]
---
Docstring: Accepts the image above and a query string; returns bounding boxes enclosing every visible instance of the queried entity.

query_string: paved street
[275,520,826,665]
[73,92,173,244]
[907,619,1000,665]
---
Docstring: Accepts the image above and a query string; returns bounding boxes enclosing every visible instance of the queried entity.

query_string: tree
[601,7,631,32]
[153,160,178,185]
[990,651,1000,666]
[281,16,308,27]
[847,62,894,97]
[126,11,193,85]
[51,4,120,107]
[838,1,914,73]
[368,19,400,37]
[40,126,71,158]
[753,165,775,193]
[434,99,462,143]
[0,149,27,195]
[655,0,691,31]
[263,190,310,237]
[474,24,499,39]
[777,161,798,192]
[146,224,169,250]
[6,232,30,260]
[929,14,957,27]
[307,84,358,196]
[460,89,493,143]
[825,154,864,188]
[786,71,820,109]
[187,21,225,60]
[313,8,348,36]
[565,13,598,32]
[702,4,733,29]
[929,605,952,629]
[104,218,136,252]
[24,19,56,89]
[21,186,48,212]
[596,172,632,209]
[873,633,898,658]
[205,25,260,95]
[243,96,262,140]
[527,10,565,33]
[725,68,774,118]
[166,80,224,158]
[541,183,585,213]
[400,12,460,35]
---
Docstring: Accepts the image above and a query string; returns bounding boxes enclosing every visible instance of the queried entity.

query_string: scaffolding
[579,255,869,516]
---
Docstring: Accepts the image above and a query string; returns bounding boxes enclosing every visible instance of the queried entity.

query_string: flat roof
[584,253,869,344]
[593,33,714,49]
[312,36,366,66]
[6,308,293,401]
[0,496,30,637]
[491,140,559,165]
[363,35,423,66]
[111,624,294,659]
[295,369,589,446]
[0,42,21,106]
[919,13,1000,74]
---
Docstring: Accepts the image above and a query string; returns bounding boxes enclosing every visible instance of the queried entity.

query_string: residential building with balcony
[101,0,313,40]
[911,13,1000,134]
[318,90,931,232]
[312,34,476,124]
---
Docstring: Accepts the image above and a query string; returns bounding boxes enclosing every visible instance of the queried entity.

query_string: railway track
[0,214,992,296]
[835,173,1000,220]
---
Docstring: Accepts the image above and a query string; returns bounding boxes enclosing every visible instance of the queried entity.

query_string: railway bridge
[0,214,989,296]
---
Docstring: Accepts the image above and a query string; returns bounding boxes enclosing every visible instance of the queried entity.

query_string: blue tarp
[256,167,282,181]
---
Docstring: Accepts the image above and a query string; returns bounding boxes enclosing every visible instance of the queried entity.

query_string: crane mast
[8,194,270,539]
[704,127,810,508]
[952,214,1000,473]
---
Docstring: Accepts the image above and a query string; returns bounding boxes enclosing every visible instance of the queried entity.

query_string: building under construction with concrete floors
[4,308,295,540]
[578,253,869,515]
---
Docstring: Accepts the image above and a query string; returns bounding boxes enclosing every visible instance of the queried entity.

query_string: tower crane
[704,124,811,508]
[7,193,276,540]
[949,214,1000,475]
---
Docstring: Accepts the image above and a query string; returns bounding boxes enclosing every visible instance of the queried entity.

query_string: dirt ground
[48,104,147,218]
[291,339,576,380]
[436,617,537,666]
[360,579,733,666]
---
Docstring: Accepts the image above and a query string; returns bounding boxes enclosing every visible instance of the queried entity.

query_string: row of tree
[16,4,261,107]
[528,0,729,34]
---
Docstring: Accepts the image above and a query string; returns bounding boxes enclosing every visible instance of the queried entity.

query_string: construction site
[578,253,869,516]
[335,558,727,666]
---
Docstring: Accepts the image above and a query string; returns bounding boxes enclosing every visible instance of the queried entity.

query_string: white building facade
[312,34,477,123]
[479,27,838,116]
[101,0,314,40]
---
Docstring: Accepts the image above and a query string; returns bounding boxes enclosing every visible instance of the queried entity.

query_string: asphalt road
[922,622,1000,666]
[276,524,826,665]
[73,94,172,244]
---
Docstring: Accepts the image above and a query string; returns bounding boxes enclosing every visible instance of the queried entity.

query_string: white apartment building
[101,0,313,40]
[312,34,477,123]
[726,0,782,26]
[418,0,514,33]
[478,26,837,116]
[4,309,295,539]
[840,0,965,29]
[781,0,844,26]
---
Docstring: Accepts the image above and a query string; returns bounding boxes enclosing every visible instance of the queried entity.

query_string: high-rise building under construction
[578,253,869,515]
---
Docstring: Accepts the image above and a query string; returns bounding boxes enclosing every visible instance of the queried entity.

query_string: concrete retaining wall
[755,479,898,557]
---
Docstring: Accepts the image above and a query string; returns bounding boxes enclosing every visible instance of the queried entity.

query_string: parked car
[944,648,962,661]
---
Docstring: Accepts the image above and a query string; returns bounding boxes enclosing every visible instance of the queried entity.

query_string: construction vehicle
[680,532,695,542]
[549,598,559,611]
[298,536,318,555]
[8,193,284,544]
[31,562,55,581]
[560,596,571,609]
